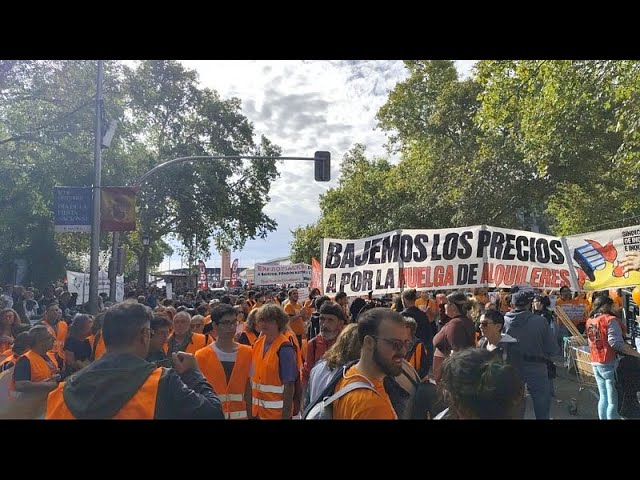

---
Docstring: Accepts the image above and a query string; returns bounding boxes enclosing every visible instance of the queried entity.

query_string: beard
[373,344,403,377]
[320,328,338,341]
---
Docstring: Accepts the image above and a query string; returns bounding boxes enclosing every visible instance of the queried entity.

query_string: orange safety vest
[23,350,59,383]
[195,343,252,419]
[251,334,291,420]
[168,332,211,355]
[586,314,618,364]
[46,368,162,419]
[285,329,303,372]
[43,320,68,364]
[0,352,20,371]
[245,330,258,347]
[407,342,423,373]
[91,331,106,361]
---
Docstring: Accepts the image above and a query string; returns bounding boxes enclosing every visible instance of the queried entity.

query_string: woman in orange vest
[586,295,640,420]
[195,304,252,419]
[40,303,67,368]
[0,332,31,372]
[237,308,260,347]
[251,304,298,419]
[167,311,212,356]
[46,301,224,419]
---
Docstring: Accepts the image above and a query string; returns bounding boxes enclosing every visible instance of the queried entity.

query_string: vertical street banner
[101,186,137,232]
[230,259,239,288]
[197,260,209,291]
[311,258,322,292]
[53,186,92,233]
[565,225,640,291]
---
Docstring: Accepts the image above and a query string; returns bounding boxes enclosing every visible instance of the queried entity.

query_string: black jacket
[60,352,224,419]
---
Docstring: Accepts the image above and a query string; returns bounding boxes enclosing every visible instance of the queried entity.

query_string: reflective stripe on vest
[252,397,284,409]
[251,334,290,419]
[251,381,285,393]
[227,410,247,419]
[218,393,244,402]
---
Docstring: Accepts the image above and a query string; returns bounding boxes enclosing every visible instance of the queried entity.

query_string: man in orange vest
[46,301,224,419]
[167,311,212,356]
[283,288,306,347]
[40,302,67,368]
[251,304,298,420]
[12,326,60,395]
[195,304,252,419]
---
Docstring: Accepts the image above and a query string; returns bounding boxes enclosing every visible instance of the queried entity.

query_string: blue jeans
[522,364,551,419]
[593,362,620,420]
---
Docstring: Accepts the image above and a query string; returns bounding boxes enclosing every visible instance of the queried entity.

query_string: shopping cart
[570,345,599,400]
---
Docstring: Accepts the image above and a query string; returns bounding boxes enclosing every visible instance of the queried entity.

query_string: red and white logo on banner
[198,260,209,291]
[230,259,239,288]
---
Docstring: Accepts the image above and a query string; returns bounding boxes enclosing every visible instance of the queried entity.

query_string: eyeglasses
[479,321,493,327]
[371,336,412,352]
[217,320,238,328]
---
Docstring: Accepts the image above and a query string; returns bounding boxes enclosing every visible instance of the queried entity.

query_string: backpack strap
[90,330,102,361]
[321,381,378,407]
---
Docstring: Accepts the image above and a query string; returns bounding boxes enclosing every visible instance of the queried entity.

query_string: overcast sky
[158,60,476,272]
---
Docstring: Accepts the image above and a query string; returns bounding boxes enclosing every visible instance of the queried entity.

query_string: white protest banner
[254,263,311,286]
[166,282,173,300]
[67,271,124,303]
[322,225,574,296]
[565,225,640,291]
[297,287,309,304]
[477,226,572,290]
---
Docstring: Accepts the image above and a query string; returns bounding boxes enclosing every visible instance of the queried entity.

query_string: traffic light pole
[109,152,331,295]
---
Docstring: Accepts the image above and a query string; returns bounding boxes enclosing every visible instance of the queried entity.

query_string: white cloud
[159,60,477,272]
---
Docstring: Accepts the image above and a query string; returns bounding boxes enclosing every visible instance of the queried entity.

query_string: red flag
[311,258,322,293]
[230,259,239,288]
[198,260,209,291]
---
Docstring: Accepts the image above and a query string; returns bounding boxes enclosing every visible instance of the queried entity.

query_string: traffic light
[314,151,331,182]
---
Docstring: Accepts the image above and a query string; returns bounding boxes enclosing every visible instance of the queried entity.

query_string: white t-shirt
[211,343,254,377]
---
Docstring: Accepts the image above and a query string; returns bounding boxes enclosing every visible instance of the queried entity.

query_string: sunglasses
[479,321,494,327]
[371,336,412,352]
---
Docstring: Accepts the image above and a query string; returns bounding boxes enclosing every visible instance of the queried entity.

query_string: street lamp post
[139,233,150,291]
[103,151,331,301]
[88,60,103,314]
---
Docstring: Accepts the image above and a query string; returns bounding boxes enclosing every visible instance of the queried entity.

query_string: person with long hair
[437,348,525,419]
[431,291,477,382]
[0,308,20,354]
[586,295,640,419]
[306,323,362,406]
